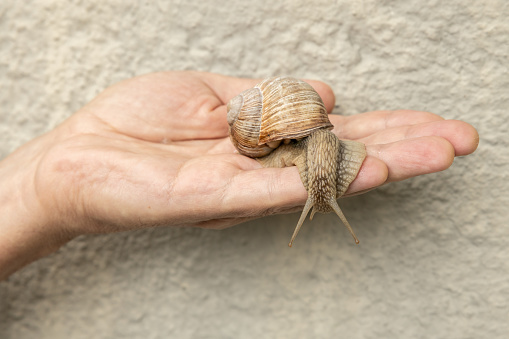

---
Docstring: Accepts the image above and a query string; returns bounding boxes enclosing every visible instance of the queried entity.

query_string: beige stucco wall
[1,1,508,338]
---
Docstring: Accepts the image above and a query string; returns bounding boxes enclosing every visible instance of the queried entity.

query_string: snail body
[227,77,366,246]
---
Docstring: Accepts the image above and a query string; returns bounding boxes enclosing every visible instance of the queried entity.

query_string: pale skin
[0,71,479,280]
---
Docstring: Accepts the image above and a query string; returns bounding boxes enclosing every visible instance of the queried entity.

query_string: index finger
[329,110,445,140]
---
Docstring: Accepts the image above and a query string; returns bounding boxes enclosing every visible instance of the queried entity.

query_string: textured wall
[1,1,508,338]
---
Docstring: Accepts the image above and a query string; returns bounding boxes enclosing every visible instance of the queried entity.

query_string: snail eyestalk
[329,199,360,244]
[288,197,314,247]
[287,196,360,247]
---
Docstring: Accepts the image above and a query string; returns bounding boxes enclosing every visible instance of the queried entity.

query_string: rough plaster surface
[1,1,508,338]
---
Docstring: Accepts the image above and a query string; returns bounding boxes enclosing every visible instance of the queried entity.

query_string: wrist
[0,134,73,280]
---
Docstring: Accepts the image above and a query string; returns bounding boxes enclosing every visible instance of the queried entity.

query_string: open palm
[35,71,478,235]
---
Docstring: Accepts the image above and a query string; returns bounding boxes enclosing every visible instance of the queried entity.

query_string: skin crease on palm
[0,71,479,279]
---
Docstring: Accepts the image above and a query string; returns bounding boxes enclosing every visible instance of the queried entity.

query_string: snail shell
[227,77,333,157]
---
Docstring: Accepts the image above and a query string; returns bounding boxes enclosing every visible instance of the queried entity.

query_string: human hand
[0,71,479,278]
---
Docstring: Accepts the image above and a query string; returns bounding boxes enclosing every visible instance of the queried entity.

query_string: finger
[367,136,456,182]
[220,155,386,218]
[194,136,455,224]
[199,72,336,112]
[220,135,458,216]
[329,110,445,140]
[190,204,306,230]
[344,156,388,195]
[359,119,480,156]
[222,166,309,216]
[185,136,453,225]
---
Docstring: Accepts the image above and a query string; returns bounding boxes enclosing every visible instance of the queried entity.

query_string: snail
[227,77,367,247]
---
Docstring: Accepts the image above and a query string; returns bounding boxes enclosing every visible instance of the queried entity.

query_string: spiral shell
[227,77,333,157]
